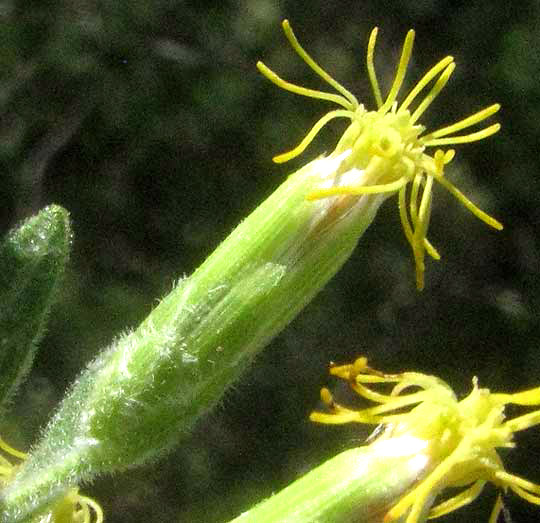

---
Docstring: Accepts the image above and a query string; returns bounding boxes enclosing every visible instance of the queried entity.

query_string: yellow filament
[511,485,540,505]
[432,171,503,230]
[256,61,353,109]
[309,410,366,424]
[307,177,408,199]
[399,185,440,264]
[0,437,26,460]
[281,20,359,108]
[399,176,440,290]
[400,56,454,111]
[273,109,354,163]
[504,410,540,433]
[495,388,540,406]
[411,62,455,123]
[425,103,501,139]
[488,495,505,523]
[425,240,440,260]
[427,480,486,519]
[413,175,434,290]
[495,471,540,504]
[423,123,501,146]
[358,391,430,418]
[380,30,415,114]
[399,185,415,242]
[497,471,540,496]
[79,500,91,523]
[494,386,540,406]
[351,382,402,404]
[366,28,383,108]
[409,173,423,227]
[77,494,105,523]
[330,367,395,384]
[0,465,13,476]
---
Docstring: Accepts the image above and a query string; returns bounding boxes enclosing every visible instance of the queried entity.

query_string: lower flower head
[311,357,540,522]
[258,21,502,289]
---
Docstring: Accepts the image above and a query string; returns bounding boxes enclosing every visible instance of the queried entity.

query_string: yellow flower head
[311,357,540,523]
[0,437,103,523]
[258,21,503,290]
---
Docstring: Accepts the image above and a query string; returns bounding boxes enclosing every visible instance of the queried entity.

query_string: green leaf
[0,205,72,409]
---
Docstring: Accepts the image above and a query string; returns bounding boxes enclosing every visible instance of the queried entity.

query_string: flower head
[311,357,540,522]
[258,21,502,289]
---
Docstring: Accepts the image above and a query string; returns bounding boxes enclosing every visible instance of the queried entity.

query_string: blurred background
[1,0,539,521]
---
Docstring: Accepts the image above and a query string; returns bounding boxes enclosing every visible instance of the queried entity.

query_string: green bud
[228,439,430,523]
[1,156,388,521]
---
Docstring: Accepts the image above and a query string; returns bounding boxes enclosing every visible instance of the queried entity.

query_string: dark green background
[2,1,539,521]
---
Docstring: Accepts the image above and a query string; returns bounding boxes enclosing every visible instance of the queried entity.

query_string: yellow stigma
[0,436,103,523]
[311,357,540,523]
[258,20,502,290]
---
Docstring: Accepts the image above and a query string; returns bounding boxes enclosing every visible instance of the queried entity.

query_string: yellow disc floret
[258,20,502,290]
[311,357,540,523]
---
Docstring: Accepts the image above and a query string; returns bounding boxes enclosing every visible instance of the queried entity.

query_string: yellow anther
[320,387,333,406]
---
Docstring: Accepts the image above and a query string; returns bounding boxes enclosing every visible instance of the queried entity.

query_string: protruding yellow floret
[0,437,26,485]
[258,20,502,289]
[311,357,540,523]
